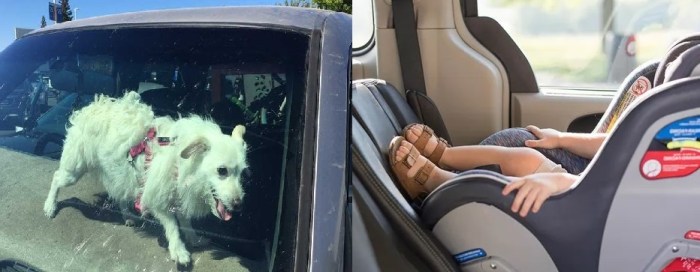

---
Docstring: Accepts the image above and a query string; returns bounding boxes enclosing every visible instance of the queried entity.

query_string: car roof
[28,6,335,36]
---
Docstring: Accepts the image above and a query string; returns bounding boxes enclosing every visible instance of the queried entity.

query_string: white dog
[43,91,247,264]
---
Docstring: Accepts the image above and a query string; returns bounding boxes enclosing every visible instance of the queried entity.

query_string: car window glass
[480,0,700,90]
[352,0,374,50]
[0,27,308,271]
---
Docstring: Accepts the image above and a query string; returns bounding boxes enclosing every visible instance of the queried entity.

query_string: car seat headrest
[666,33,700,51]
[49,69,114,95]
[49,70,79,91]
[596,33,700,134]
[662,44,700,84]
[81,71,115,95]
[654,41,700,86]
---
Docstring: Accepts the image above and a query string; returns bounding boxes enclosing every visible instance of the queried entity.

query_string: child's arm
[524,125,606,159]
[501,172,578,217]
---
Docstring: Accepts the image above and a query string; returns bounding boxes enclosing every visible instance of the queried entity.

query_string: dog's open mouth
[211,190,233,221]
[215,198,233,221]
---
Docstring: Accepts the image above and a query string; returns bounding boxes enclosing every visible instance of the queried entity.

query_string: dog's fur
[43,92,247,264]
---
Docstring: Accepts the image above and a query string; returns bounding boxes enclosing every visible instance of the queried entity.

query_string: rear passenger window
[352,0,374,51]
[480,0,700,90]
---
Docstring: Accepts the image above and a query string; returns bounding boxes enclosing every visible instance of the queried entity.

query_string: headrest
[661,44,700,84]
[49,70,114,95]
[48,55,115,95]
[81,71,115,94]
[597,34,700,135]
[654,40,700,86]
[49,70,79,91]
[666,33,700,50]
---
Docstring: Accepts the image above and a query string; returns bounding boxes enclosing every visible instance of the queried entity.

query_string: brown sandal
[402,123,450,167]
[389,136,434,202]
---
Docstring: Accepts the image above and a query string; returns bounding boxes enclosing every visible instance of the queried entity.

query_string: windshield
[0,26,308,271]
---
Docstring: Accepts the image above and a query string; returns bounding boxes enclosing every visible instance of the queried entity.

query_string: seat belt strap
[392,0,452,143]
[392,0,427,96]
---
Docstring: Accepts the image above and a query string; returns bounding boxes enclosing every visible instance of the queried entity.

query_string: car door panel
[511,92,612,132]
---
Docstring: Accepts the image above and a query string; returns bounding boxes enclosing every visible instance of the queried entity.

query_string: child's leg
[406,125,556,177]
[479,128,590,174]
[405,125,561,177]
[441,145,550,177]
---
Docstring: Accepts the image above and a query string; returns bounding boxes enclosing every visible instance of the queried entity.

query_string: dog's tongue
[216,199,232,221]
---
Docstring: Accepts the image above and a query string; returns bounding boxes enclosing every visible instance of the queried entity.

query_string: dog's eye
[217,167,228,176]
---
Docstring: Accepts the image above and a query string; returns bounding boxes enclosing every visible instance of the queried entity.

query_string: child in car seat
[390,124,579,218]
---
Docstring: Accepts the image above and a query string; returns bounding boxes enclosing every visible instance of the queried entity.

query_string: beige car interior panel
[353,51,380,80]
[370,0,508,145]
[419,30,504,145]
[450,0,510,130]
[374,29,405,91]
[352,59,366,80]
[512,93,612,132]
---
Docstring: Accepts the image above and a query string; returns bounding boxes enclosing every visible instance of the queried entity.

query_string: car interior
[352,0,700,271]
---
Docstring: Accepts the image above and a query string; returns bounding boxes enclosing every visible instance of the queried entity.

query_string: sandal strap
[394,143,435,185]
[427,139,446,164]
[401,144,422,169]
[388,136,434,202]
[403,144,433,186]
[414,161,434,185]
[413,125,433,150]
[405,124,451,166]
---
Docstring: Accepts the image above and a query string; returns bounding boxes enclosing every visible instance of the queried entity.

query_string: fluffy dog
[43,91,247,264]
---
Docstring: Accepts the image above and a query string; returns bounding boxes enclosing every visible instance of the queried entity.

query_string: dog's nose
[232,198,243,211]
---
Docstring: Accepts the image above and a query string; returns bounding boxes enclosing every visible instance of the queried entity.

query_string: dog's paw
[169,245,191,265]
[124,219,135,227]
[43,200,56,218]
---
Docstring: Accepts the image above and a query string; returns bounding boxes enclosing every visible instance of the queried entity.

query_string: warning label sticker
[641,150,700,180]
[662,257,700,272]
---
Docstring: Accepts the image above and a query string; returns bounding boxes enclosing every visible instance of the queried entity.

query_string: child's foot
[403,124,451,169]
[389,136,456,202]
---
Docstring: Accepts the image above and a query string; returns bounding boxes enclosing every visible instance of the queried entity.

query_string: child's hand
[524,125,562,149]
[502,173,576,217]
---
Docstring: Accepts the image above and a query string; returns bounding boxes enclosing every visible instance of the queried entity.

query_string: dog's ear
[180,138,210,159]
[232,125,246,139]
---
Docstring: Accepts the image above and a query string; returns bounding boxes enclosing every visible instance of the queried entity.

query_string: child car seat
[352,34,700,271]
[421,42,700,272]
